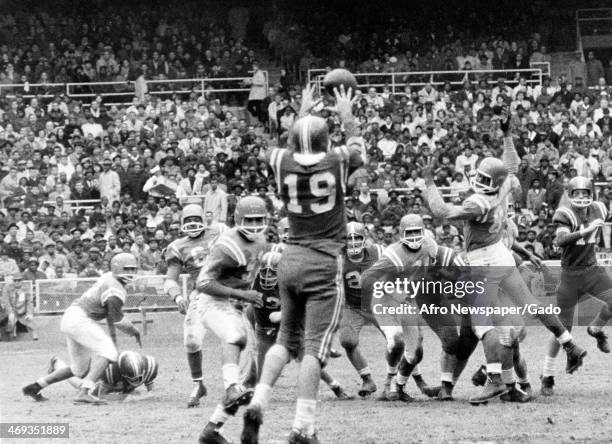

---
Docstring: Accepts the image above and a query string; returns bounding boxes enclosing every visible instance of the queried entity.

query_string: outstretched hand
[421,156,436,184]
[298,83,323,117]
[326,85,358,121]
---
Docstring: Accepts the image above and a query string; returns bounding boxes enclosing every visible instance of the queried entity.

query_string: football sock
[293,398,316,436]
[187,351,203,380]
[542,356,557,377]
[486,363,501,374]
[590,305,612,328]
[36,378,49,388]
[222,363,239,389]
[209,404,229,426]
[452,359,469,385]
[501,368,515,385]
[557,330,572,345]
[251,383,272,410]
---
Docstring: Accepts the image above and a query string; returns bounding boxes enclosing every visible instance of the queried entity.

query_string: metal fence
[307,66,546,95]
[35,274,189,315]
[0,72,268,106]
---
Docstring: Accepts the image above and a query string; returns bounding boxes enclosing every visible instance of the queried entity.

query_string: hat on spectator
[102,158,112,165]
[89,246,101,254]
[44,241,56,248]
[7,223,18,230]
[28,257,39,264]
[150,165,161,174]
[71,227,81,234]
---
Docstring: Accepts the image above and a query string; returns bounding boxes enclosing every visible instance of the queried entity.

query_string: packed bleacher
[1,1,612,284]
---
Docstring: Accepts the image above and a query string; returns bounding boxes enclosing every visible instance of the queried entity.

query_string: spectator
[586,51,605,87]
[99,158,121,205]
[3,273,37,340]
[203,178,228,222]
[246,61,267,123]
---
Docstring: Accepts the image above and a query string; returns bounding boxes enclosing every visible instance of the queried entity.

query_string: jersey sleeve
[196,238,243,285]
[164,241,183,267]
[462,194,490,221]
[267,148,287,188]
[101,285,126,305]
[593,201,608,221]
[104,295,125,323]
[553,207,577,234]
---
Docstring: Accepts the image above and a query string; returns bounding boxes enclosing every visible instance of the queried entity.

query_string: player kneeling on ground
[22,253,141,404]
[48,351,158,398]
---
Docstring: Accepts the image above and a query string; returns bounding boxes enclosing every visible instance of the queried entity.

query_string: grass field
[3,312,612,444]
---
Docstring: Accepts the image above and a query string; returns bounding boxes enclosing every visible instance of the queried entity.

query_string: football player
[242,84,362,444]
[394,218,475,402]
[48,351,158,397]
[471,202,535,403]
[541,177,612,396]
[360,214,447,403]
[338,222,389,398]
[23,253,141,404]
[250,249,351,400]
[422,115,586,404]
[164,204,227,407]
[196,196,269,444]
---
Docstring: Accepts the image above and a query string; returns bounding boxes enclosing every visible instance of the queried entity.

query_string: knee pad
[184,333,203,353]
[339,327,359,351]
[387,332,405,355]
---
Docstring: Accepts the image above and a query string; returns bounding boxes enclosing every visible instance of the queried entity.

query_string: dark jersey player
[541,177,612,396]
[338,222,386,397]
[242,84,362,444]
[249,248,352,400]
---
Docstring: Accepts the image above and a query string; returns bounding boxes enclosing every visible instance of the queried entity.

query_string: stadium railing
[43,199,101,212]
[307,67,544,94]
[0,72,268,106]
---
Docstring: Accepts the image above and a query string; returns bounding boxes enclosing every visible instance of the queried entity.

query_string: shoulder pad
[463,193,491,216]
[592,201,608,220]
[553,207,578,230]
[382,243,406,271]
[213,230,248,267]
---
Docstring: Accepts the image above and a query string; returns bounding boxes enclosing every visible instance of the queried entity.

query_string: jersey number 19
[284,172,336,215]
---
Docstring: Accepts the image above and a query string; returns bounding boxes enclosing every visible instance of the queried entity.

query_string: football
[322,68,358,96]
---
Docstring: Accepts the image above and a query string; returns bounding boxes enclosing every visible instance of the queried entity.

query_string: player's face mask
[401,228,424,250]
[570,189,592,208]
[471,170,497,194]
[259,265,278,290]
[347,234,365,257]
[115,267,138,285]
[237,216,268,241]
[182,216,205,238]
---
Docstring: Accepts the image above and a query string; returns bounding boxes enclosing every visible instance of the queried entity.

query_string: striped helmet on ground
[118,350,145,387]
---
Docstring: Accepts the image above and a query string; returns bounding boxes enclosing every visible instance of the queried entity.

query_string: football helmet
[110,253,138,284]
[235,196,268,241]
[142,355,159,387]
[289,115,330,154]
[346,222,366,257]
[102,362,122,387]
[118,351,145,387]
[277,217,290,242]
[258,251,282,290]
[568,176,593,209]
[471,158,508,195]
[399,214,425,250]
[181,204,205,238]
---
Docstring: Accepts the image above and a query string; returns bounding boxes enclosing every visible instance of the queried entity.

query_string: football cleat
[187,381,208,408]
[437,382,454,401]
[564,341,587,374]
[22,382,48,402]
[241,404,263,444]
[587,326,611,353]
[331,385,354,400]
[519,382,533,398]
[358,379,377,397]
[73,388,107,405]
[420,385,441,398]
[329,348,342,359]
[471,365,487,386]
[199,423,231,444]
[413,374,433,396]
[288,429,321,444]
[540,375,555,396]
[223,383,253,415]
[386,382,414,402]
[376,379,392,401]
[47,355,59,374]
[469,374,507,405]
[500,384,531,403]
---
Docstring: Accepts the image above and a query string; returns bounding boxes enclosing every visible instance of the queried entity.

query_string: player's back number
[284,171,336,214]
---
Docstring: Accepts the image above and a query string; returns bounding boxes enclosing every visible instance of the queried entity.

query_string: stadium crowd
[0,2,612,283]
